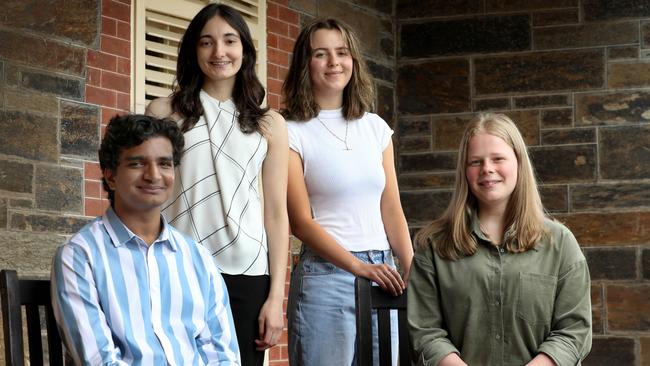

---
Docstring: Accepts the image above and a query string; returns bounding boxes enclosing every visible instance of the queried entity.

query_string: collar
[102,206,176,251]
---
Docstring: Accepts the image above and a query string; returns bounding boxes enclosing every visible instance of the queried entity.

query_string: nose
[480,161,494,174]
[212,41,225,57]
[328,53,340,67]
[143,164,161,182]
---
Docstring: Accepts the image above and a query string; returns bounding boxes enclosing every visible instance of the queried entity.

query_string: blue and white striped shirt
[51,207,241,365]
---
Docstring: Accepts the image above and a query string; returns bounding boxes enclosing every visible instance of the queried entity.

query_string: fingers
[367,264,404,296]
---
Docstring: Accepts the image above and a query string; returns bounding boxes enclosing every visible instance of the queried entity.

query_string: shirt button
[499,248,505,253]
[496,334,501,340]
[495,301,500,306]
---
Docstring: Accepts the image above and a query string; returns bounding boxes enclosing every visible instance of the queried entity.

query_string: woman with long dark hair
[147,4,288,365]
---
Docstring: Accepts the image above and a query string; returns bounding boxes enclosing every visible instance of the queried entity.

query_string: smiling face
[465,132,518,213]
[196,15,243,86]
[104,136,175,217]
[308,28,353,102]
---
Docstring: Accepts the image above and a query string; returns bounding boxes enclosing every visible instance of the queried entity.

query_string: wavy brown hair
[171,3,267,133]
[281,18,374,121]
[415,113,548,260]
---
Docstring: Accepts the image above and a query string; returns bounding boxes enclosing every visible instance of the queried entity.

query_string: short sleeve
[286,121,303,156]
[367,113,394,151]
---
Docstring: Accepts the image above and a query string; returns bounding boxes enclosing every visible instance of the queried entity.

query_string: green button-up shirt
[408,216,591,366]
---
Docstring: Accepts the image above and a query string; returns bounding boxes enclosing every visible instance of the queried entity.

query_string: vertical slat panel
[25,305,43,365]
[1,270,25,366]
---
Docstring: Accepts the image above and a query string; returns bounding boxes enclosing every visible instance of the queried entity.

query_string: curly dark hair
[99,114,185,204]
[172,3,268,133]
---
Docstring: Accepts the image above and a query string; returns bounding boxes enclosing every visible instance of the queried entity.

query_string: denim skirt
[287,245,398,366]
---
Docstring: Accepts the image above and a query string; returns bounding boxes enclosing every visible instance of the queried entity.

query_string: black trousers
[222,274,270,366]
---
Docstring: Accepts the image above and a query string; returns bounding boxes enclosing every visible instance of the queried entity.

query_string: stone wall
[396,1,650,364]
[0,0,130,362]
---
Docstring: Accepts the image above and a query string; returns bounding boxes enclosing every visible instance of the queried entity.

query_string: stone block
[585,248,637,280]
[642,337,650,366]
[591,285,603,334]
[541,109,573,128]
[583,0,650,21]
[35,165,83,213]
[600,125,650,179]
[430,114,473,151]
[532,9,580,26]
[609,61,650,88]
[400,15,530,58]
[397,60,470,115]
[541,128,596,145]
[10,212,90,234]
[396,118,431,137]
[288,0,316,15]
[486,0,577,12]
[399,152,457,173]
[608,46,638,60]
[533,21,638,50]
[0,198,6,229]
[571,183,650,211]
[514,95,569,109]
[474,98,510,111]
[607,284,650,331]
[530,145,596,183]
[6,66,84,100]
[575,90,650,125]
[0,160,33,193]
[539,185,567,212]
[398,173,455,190]
[319,0,392,59]
[398,136,430,153]
[4,89,59,115]
[376,84,394,127]
[557,211,650,246]
[0,29,85,76]
[9,199,32,208]
[474,49,605,95]
[396,0,481,19]
[0,110,58,162]
[644,21,650,48]
[505,110,540,145]
[352,0,392,15]
[367,59,393,83]
[643,249,650,279]
[60,100,100,159]
[401,191,452,225]
[3,0,100,46]
[0,230,64,277]
[583,337,635,365]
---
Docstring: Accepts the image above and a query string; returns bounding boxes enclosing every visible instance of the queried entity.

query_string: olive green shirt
[408,216,591,366]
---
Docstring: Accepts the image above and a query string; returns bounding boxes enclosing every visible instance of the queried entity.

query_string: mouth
[478,180,501,187]
[138,186,166,194]
[209,61,231,67]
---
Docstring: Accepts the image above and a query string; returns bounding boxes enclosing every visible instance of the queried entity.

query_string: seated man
[51,114,241,365]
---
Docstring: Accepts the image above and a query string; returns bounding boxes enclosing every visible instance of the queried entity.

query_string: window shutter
[133,0,266,113]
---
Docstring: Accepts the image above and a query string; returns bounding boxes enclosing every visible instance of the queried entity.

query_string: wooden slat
[145,40,177,57]
[145,84,174,98]
[146,11,189,29]
[145,54,176,71]
[145,69,175,85]
[146,24,183,43]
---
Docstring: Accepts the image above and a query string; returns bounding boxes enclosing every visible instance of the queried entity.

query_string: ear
[103,168,117,191]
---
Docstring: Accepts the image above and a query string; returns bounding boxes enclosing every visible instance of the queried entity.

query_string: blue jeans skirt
[287,245,398,366]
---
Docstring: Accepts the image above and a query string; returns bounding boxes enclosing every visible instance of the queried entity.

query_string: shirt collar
[102,206,177,251]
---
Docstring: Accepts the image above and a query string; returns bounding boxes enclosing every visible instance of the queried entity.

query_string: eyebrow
[123,156,174,162]
[199,33,240,40]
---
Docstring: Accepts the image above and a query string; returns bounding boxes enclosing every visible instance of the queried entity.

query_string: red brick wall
[84,0,131,217]
[266,2,299,364]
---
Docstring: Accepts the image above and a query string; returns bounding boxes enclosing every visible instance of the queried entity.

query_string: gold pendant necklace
[316,116,351,150]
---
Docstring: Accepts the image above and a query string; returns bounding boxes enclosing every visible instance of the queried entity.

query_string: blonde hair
[281,18,374,121]
[415,113,547,260]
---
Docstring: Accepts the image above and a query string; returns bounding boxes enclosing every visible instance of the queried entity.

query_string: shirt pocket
[516,272,557,325]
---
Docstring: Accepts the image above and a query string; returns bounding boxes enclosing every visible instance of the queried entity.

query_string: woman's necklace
[316,116,351,150]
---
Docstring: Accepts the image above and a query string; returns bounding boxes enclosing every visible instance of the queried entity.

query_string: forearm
[265,214,289,301]
[292,218,364,275]
[381,207,413,271]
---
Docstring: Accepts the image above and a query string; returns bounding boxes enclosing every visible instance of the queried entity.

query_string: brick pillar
[84,0,132,217]
[266,1,299,364]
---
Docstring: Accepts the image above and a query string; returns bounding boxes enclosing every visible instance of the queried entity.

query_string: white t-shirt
[287,108,393,252]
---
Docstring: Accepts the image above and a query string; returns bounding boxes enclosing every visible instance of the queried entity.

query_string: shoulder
[145,97,176,119]
[543,218,585,263]
[262,109,286,129]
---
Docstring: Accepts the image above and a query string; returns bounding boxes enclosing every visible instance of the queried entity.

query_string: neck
[202,79,235,102]
[314,91,343,110]
[113,205,162,246]
[477,204,508,245]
